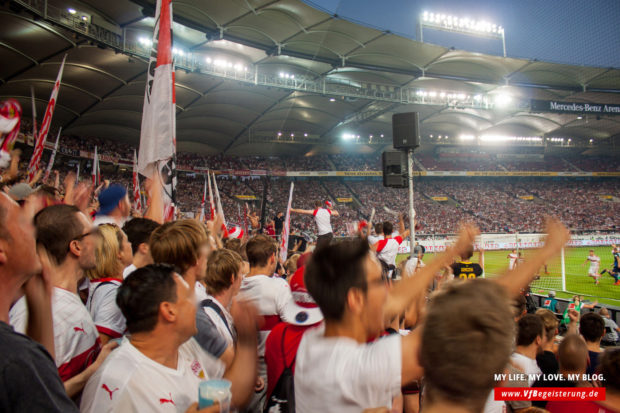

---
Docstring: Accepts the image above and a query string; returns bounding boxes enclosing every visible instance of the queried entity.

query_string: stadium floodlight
[493,93,512,108]
[329,98,336,102]
[459,134,475,141]
[419,11,506,57]
[67,8,76,14]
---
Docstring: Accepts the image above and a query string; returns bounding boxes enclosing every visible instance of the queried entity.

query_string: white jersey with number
[80,337,224,413]
[587,255,601,274]
[87,278,125,339]
[508,253,518,270]
[313,208,333,235]
[9,287,101,381]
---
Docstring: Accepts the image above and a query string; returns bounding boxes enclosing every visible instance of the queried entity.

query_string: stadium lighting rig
[419,11,506,57]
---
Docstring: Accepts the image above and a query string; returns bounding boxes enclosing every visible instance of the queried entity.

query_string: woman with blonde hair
[535,308,560,375]
[86,223,133,344]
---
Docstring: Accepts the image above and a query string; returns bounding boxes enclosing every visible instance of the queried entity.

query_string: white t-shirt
[508,253,518,270]
[123,264,138,280]
[195,282,209,305]
[87,278,126,339]
[239,274,292,375]
[295,325,402,413]
[202,295,235,347]
[10,287,100,381]
[375,236,404,267]
[123,264,137,279]
[80,337,224,413]
[313,208,332,235]
[510,352,542,386]
[368,234,384,245]
[587,255,601,273]
[93,214,126,227]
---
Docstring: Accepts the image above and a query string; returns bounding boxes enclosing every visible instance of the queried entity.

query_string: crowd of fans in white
[0,139,619,413]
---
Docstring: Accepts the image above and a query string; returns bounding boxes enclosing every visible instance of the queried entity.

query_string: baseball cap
[325,200,333,208]
[8,183,34,201]
[281,266,323,326]
[98,185,127,216]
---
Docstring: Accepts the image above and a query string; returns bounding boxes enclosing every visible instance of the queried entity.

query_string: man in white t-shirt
[373,215,410,279]
[583,249,602,284]
[367,222,384,246]
[81,264,259,413]
[291,200,339,250]
[93,185,131,227]
[10,204,103,392]
[195,249,244,365]
[121,218,160,279]
[295,226,478,413]
[239,234,292,411]
[150,219,212,304]
[512,314,544,385]
[507,249,518,270]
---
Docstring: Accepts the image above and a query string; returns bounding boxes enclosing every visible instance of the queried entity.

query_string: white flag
[138,0,176,221]
[43,127,61,181]
[212,172,227,227]
[280,182,294,263]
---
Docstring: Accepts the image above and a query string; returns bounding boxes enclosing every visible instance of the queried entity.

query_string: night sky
[302,0,620,68]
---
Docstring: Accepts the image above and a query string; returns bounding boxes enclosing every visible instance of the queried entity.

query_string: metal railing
[13,0,513,111]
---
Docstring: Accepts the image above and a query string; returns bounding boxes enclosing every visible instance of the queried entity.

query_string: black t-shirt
[274,216,284,234]
[451,261,483,280]
[536,350,559,375]
[0,321,79,412]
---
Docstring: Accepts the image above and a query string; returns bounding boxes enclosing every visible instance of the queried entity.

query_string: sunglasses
[72,226,101,242]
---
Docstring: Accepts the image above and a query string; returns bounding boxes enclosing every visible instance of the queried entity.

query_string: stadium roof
[1,0,619,156]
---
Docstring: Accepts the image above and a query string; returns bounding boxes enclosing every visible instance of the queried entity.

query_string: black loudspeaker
[382,151,407,188]
[392,112,420,150]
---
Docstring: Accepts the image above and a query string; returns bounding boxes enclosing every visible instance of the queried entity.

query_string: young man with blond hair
[150,219,212,303]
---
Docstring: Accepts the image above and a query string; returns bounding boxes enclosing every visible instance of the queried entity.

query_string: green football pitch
[398,246,620,307]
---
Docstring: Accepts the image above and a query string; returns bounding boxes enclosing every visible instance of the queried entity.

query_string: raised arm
[290,208,314,215]
[494,218,569,298]
[383,223,479,321]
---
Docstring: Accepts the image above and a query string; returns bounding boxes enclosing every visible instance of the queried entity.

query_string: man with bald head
[532,334,590,408]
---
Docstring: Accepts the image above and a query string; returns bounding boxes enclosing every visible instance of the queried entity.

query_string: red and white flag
[212,172,227,227]
[207,171,215,220]
[132,150,142,212]
[28,55,66,181]
[138,0,176,222]
[30,86,37,141]
[280,182,294,262]
[91,146,99,186]
[43,127,61,182]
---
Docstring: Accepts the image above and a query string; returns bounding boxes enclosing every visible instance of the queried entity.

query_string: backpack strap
[88,281,116,312]
[200,298,235,340]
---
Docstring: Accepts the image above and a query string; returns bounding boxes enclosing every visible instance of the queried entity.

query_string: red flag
[280,182,294,262]
[132,150,142,212]
[28,55,66,181]
[43,127,61,182]
[207,171,215,220]
[200,176,207,221]
[91,146,99,186]
[138,0,176,222]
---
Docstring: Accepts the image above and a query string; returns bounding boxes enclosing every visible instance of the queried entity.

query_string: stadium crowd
[0,137,618,413]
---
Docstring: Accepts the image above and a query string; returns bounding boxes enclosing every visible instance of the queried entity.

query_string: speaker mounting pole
[407,148,415,249]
